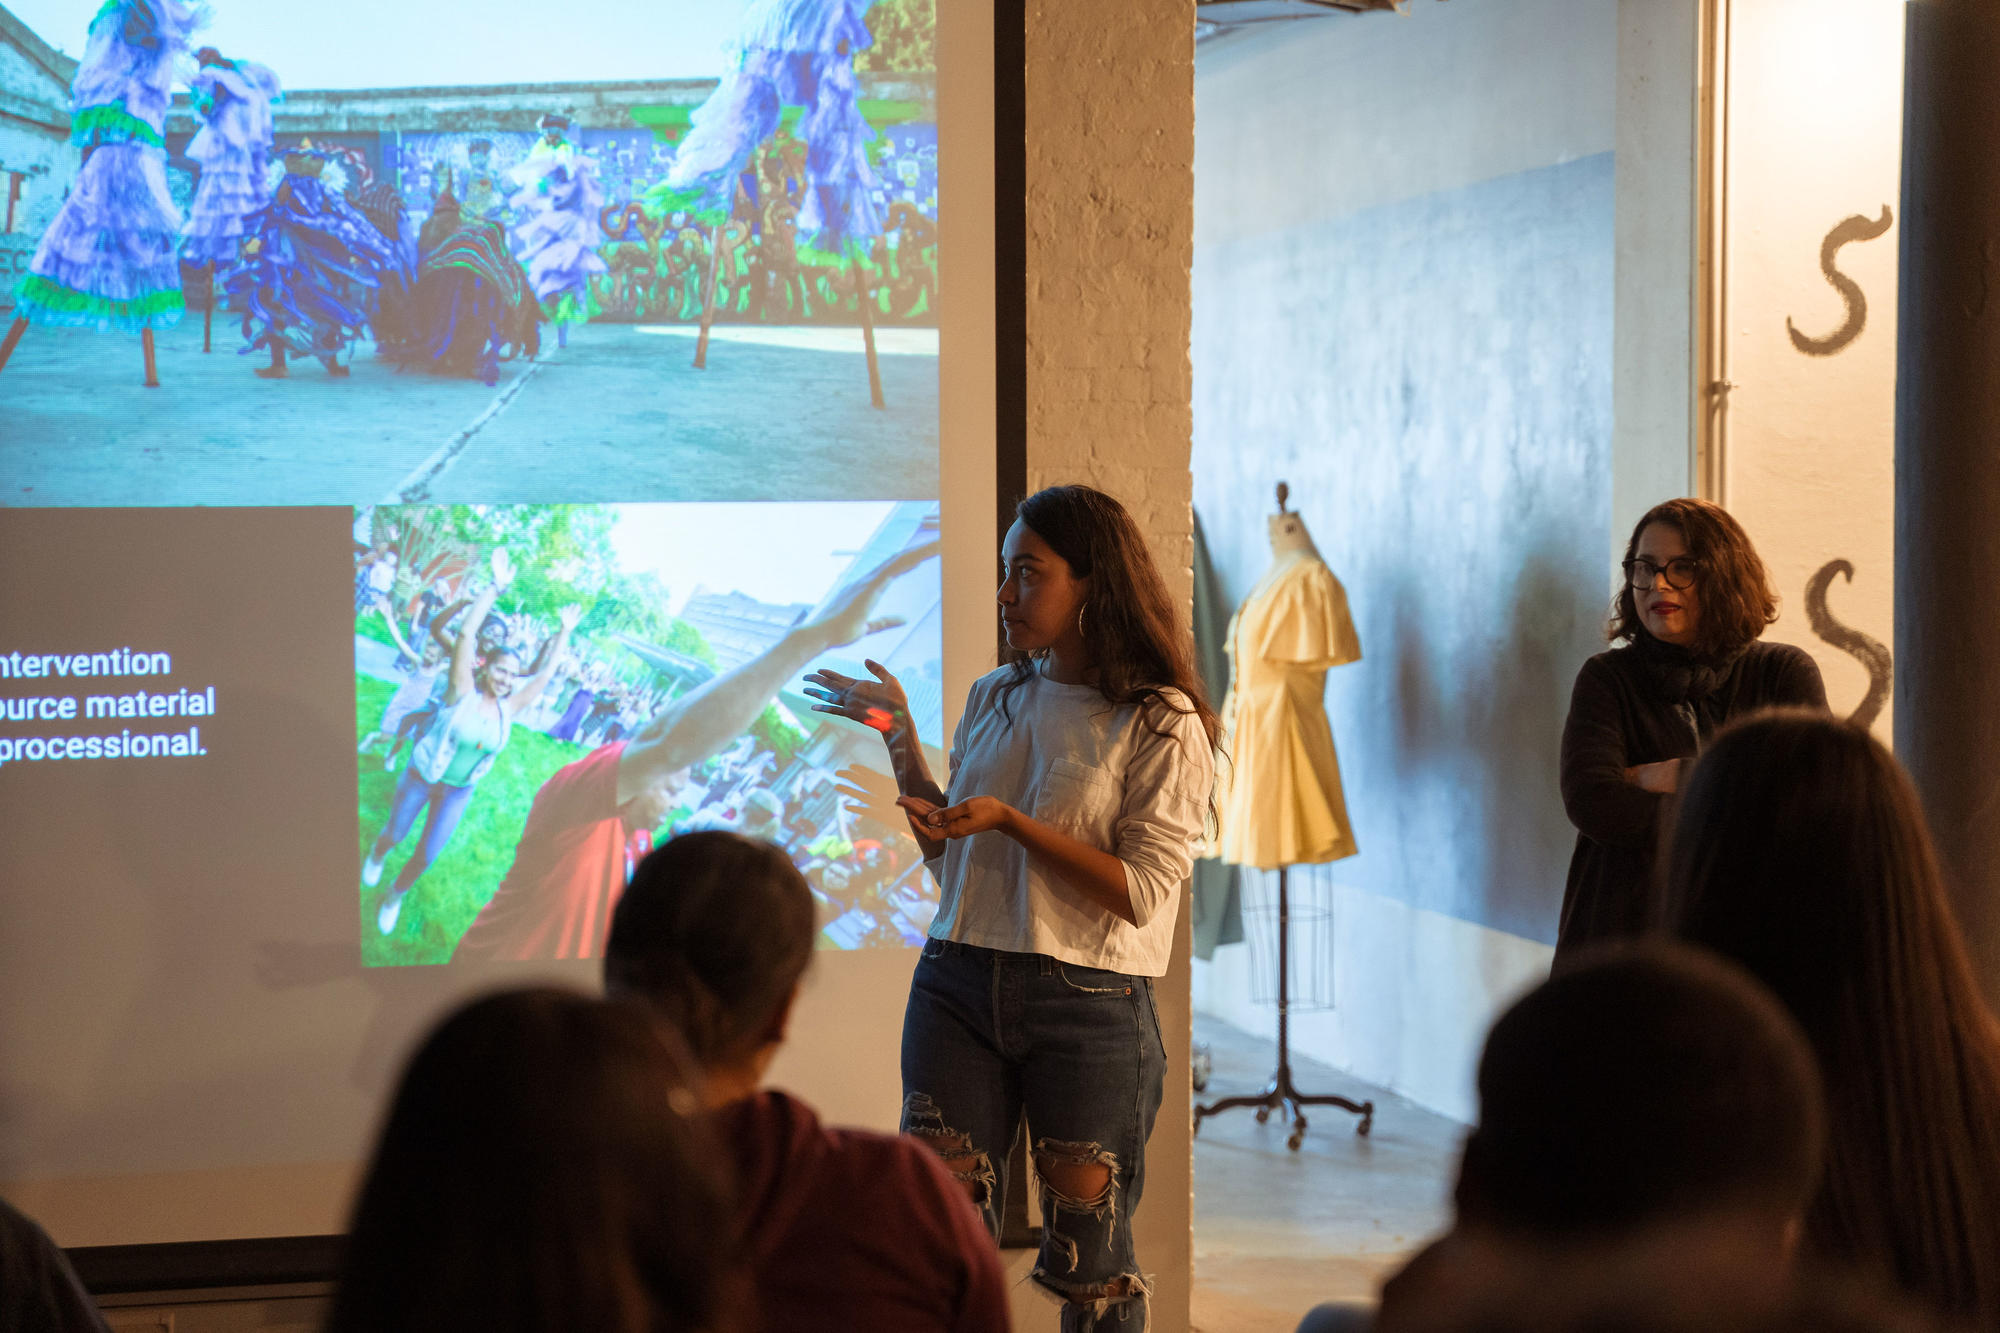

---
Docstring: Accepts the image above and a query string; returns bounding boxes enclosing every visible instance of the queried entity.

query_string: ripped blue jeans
[901,939,1166,1331]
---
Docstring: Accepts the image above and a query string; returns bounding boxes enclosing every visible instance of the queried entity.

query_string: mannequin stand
[1193,866,1373,1150]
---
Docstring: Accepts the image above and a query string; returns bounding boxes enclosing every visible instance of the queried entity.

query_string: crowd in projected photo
[0,0,940,505]
[352,501,944,966]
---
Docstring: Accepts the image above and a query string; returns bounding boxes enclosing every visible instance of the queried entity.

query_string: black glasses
[1623,557,1700,591]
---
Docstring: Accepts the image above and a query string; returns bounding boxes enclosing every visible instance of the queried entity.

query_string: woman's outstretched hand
[804,659,910,737]
[897,795,1016,839]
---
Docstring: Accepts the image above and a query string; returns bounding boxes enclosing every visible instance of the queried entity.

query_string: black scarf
[1633,630,1747,707]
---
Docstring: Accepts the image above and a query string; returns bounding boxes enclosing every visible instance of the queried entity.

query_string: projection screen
[0,0,1004,1250]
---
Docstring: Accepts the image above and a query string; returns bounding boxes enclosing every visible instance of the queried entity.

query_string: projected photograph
[352,499,944,966]
[0,0,939,508]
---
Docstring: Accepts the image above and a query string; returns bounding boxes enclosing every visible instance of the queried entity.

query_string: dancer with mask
[508,113,605,349]
[399,177,540,384]
[182,46,282,349]
[226,141,397,378]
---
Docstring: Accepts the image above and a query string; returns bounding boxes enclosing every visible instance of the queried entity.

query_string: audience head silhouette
[1363,943,1828,1333]
[1456,940,1824,1244]
[605,831,816,1088]
[602,832,1015,1331]
[326,987,737,1333]
[1663,709,2000,1322]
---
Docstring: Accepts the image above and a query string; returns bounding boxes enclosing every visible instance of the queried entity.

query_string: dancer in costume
[460,140,505,221]
[388,175,540,384]
[182,47,281,350]
[224,140,397,378]
[354,181,423,361]
[656,0,888,395]
[364,548,579,936]
[507,113,606,349]
[0,0,201,387]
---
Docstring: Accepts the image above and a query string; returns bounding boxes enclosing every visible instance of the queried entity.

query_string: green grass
[355,675,593,966]
[355,609,397,649]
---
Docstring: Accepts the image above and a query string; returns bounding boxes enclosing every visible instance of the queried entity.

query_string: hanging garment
[1189,509,1245,959]
[1217,552,1361,869]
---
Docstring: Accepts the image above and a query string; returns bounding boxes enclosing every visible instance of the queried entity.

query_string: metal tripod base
[1193,1065,1373,1151]
[1192,864,1373,1151]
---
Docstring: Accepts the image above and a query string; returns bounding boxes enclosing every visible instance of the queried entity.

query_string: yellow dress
[1217,553,1361,869]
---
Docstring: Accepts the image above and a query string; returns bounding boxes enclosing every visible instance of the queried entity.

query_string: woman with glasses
[1554,498,1825,966]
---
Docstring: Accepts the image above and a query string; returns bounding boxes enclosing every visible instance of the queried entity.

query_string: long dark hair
[604,832,816,1068]
[999,485,1219,747]
[1661,711,2000,1322]
[1609,498,1778,659]
[326,988,741,1333]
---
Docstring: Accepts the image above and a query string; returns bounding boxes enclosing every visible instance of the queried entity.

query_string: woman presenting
[364,549,577,935]
[1556,498,1825,965]
[807,485,1216,1331]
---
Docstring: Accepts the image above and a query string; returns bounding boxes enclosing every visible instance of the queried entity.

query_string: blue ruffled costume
[12,0,200,332]
[664,0,885,256]
[223,150,397,368]
[507,137,606,326]
[182,58,283,267]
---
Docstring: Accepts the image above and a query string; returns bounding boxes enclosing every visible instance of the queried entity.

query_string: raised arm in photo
[616,542,938,807]
[506,606,580,716]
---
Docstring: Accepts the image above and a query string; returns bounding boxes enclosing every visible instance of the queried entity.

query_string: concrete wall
[1612,0,1700,573]
[0,4,75,301]
[1025,0,1196,1327]
[1190,0,1624,1121]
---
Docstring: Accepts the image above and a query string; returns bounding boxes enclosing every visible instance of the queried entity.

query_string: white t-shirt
[926,663,1216,977]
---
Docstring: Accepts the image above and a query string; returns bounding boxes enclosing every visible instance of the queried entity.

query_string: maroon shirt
[716,1090,1008,1333]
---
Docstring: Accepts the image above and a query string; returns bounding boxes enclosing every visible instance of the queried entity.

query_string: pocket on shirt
[1032,757,1120,842]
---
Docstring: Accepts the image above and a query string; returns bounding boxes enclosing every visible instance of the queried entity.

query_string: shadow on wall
[1192,154,1616,949]
[1386,550,1586,945]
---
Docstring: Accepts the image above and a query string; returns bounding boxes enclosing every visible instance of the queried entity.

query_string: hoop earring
[1076,604,1088,640]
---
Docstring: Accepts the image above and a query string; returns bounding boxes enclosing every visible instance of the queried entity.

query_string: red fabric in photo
[453,741,648,962]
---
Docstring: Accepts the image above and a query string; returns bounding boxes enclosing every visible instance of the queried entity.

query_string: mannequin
[1197,482,1372,1149]
[1216,488,1362,870]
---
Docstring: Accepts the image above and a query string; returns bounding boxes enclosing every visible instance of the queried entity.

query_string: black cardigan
[1554,639,1827,962]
